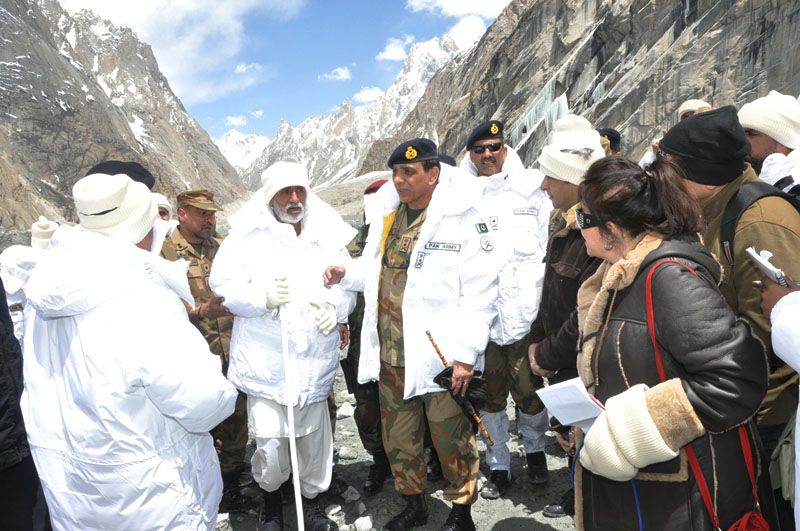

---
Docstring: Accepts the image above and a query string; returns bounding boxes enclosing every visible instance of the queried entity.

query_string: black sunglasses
[575,207,599,230]
[471,142,503,154]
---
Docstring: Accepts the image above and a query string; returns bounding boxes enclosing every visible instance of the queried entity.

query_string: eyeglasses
[575,207,599,230]
[471,142,503,155]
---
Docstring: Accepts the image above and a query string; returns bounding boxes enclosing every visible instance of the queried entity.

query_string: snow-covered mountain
[240,36,460,190]
[0,0,243,228]
[213,129,271,174]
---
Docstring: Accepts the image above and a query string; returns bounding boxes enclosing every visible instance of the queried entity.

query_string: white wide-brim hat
[73,173,157,244]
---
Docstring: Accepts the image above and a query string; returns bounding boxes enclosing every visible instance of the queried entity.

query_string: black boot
[219,470,252,514]
[279,476,294,505]
[543,487,575,518]
[364,452,392,497]
[480,469,513,499]
[383,493,428,531]
[302,496,337,531]
[326,467,348,497]
[257,489,283,531]
[526,451,549,485]
[439,503,475,531]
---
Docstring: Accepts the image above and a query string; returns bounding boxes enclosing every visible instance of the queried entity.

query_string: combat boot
[383,493,428,531]
[302,496,338,531]
[257,489,283,531]
[526,451,549,485]
[439,503,475,531]
[219,470,252,513]
[364,452,391,497]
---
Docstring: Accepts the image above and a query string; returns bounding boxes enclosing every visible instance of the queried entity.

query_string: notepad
[536,377,604,433]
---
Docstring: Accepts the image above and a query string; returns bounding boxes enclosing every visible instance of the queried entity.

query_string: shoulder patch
[476,222,488,234]
[480,235,494,251]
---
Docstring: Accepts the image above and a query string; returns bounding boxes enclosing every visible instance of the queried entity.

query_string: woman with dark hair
[573,156,778,530]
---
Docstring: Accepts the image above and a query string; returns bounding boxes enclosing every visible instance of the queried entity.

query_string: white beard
[273,201,306,224]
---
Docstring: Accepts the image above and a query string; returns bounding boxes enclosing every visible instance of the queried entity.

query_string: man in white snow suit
[210,161,356,531]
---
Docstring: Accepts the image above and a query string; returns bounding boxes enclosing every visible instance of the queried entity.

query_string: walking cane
[426,330,494,446]
[280,310,305,531]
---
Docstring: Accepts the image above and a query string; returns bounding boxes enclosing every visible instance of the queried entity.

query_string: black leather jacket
[577,235,777,530]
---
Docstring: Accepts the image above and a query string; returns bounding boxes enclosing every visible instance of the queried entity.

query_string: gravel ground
[223,368,576,531]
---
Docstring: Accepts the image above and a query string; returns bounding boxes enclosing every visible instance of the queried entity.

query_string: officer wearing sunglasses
[466,121,508,177]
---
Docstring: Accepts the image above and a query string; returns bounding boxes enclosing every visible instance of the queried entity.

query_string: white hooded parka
[21,226,238,531]
[210,192,356,408]
[341,166,498,399]
[460,146,551,345]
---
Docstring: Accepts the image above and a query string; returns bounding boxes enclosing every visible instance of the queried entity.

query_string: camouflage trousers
[354,392,384,455]
[379,361,479,505]
[482,337,545,415]
[212,391,248,474]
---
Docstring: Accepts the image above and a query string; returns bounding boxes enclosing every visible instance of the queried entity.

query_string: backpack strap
[773,176,795,191]
[720,181,800,266]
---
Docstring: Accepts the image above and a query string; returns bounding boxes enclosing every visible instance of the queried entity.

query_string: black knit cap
[658,105,750,185]
[86,160,156,190]
[465,120,504,150]
[597,127,621,146]
[387,138,438,168]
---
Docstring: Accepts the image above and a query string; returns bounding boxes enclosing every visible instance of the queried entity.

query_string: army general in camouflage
[160,189,249,513]
[324,139,498,531]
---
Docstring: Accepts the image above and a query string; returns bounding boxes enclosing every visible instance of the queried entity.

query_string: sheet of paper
[536,377,604,433]
[746,247,789,287]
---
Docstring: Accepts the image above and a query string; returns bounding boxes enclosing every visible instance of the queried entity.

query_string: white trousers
[480,409,549,471]
[248,396,332,498]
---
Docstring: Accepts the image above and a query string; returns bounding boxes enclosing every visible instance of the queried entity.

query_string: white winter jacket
[341,166,498,399]
[20,226,237,531]
[0,244,43,347]
[210,192,356,407]
[460,146,551,345]
[770,290,800,527]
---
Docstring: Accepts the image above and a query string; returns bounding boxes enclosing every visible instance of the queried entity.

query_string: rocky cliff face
[0,0,244,229]
[240,37,460,190]
[359,0,800,173]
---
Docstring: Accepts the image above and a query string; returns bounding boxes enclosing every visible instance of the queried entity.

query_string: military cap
[438,153,457,167]
[177,189,220,211]
[597,127,621,147]
[387,138,438,168]
[465,120,504,150]
[86,160,156,189]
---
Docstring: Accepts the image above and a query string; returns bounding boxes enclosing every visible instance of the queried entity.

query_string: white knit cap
[537,115,605,185]
[678,99,711,119]
[259,161,310,204]
[73,173,157,244]
[152,192,173,218]
[30,216,58,249]
[738,90,800,150]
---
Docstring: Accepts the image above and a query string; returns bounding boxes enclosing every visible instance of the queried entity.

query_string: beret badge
[490,123,499,135]
[405,146,418,160]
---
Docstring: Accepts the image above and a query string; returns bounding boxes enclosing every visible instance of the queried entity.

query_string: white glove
[266,277,290,309]
[580,384,678,482]
[310,301,337,335]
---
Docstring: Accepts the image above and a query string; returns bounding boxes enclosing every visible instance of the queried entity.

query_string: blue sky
[58,1,511,139]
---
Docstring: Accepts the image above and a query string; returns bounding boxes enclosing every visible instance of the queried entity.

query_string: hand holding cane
[426,330,494,446]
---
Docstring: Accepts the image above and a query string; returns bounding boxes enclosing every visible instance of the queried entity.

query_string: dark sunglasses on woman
[575,207,599,230]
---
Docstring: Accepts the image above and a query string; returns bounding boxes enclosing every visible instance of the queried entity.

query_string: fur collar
[576,233,665,391]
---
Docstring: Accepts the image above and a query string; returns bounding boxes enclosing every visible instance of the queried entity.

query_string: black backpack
[720,180,800,265]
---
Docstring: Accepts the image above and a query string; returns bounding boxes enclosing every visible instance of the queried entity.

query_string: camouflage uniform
[481,338,545,414]
[160,191,247,475]
[378,205,479,505]
[341,224,384,455]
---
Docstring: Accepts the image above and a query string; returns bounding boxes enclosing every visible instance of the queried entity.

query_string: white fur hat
[30,216,58,249]
[537,115,605,185]
[73,173,157,244]
[678,99,711,119]
[260,161,310,204]
[738,90,800,150]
